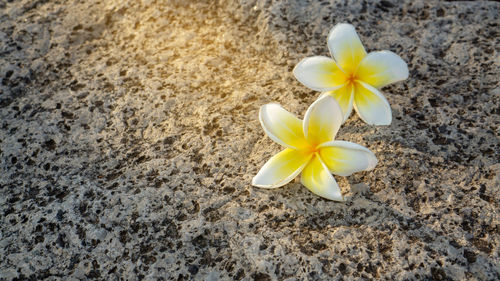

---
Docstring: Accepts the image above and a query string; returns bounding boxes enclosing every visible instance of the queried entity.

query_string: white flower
[252,96,377,201]
[293,23,409,125]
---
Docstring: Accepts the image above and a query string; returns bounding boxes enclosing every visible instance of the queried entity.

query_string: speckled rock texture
[0,0,498,280]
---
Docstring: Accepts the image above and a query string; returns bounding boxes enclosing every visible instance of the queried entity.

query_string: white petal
[303,95,343,146]
[323,83,354,123]
[318,141,378,176]
[259,103,309,150]
[301,154,344,201]
[353,81,392,125]
[356,51,409,88]
[327,23,367,74]
[252,148,312,188]
[293,56,348,92]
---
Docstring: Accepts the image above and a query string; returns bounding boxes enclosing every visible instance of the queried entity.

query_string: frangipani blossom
[252,96,377,201]
[293,23,409,125]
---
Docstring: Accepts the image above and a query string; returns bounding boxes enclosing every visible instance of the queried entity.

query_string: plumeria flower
[293,23,409,125]
[252,96,377,201]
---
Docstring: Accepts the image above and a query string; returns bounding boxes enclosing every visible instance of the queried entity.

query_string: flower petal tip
[293,56,347,92]
[356,50,409,88]
[251,176,259,187]
[251,174,280,189]
[368,160,378,171]
[366,153,378,171]
[328,194,346,202]
[252,148,311,189]
[258,103,308,149]
[353,82,392,126]
[303,95,343,144]
[327,23,366,73]
[329,23,356,35]
[366,118,392,126]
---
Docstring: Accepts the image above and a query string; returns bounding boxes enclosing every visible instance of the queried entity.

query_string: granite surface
[0,0,499,280]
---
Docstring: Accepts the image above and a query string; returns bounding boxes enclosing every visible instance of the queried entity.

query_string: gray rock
[1,0,498,280]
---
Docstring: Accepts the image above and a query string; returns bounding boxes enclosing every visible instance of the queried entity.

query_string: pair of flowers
[252,24,409,201]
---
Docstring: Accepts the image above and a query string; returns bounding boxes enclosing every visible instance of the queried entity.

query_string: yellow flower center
[304,144,320,155]
[346,73,357,85]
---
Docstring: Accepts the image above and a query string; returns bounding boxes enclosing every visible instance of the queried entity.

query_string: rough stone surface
[1,0,499,280]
